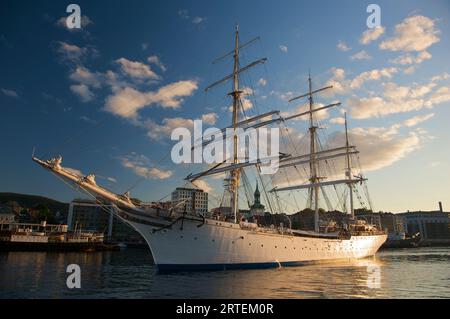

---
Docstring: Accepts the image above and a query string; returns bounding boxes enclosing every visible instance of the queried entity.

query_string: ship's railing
[350,230,386,236]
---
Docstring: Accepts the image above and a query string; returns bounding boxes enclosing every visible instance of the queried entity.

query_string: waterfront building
[67,199,143,242]
[0,213,15,223]
[397,204,450,244]
[2,201,22,214]
[355,211,405,234]
[171,187,208,215]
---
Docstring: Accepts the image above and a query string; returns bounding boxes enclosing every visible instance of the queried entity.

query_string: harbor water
[0,247,449,299]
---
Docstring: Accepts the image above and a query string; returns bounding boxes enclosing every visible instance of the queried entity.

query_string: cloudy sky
[1,0,449,213]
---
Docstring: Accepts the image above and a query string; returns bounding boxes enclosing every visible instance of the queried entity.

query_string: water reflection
[0,247,449,298]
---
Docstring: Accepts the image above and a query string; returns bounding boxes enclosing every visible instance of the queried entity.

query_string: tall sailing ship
[33,27,387,271]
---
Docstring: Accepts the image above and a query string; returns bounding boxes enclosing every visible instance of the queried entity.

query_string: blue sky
[1,0,449,213]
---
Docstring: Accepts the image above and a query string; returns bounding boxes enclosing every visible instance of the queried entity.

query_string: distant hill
[0,192,69,214]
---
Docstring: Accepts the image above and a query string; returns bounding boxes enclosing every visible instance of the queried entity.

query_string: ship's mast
[198,26,266,224]
[344,113,354,219]
[288,74,337,233]
[307,73,320,233]
[230,25,241,224]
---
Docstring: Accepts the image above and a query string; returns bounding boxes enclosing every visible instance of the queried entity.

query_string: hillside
[0,192,69,214]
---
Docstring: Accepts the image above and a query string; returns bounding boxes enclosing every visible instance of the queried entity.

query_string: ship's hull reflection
[1,247,449,298]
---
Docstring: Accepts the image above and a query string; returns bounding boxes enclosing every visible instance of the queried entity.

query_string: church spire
[250,182,265,214]
[254,182,260,203]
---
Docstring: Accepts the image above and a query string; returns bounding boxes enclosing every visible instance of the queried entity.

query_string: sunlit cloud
[1,88,19,98]
[350,50,372,60]
[120,152,173,180]
[360,26,385,44]
[104,80,198,119]
[337,40,351,52]
[380,15,440,52]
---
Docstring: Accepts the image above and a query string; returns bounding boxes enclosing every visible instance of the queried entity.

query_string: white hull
[128,218,387,271]
[31,156,387,272]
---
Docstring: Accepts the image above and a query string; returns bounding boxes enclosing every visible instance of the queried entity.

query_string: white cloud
[403,113,434,127]
[69,66,102,88]
[349,96,427,119]
[67,66,104,101]
[350,67,398,89]
[330,117,345,125]
[228,87,253,112]
[270,90,294,102]
[273,124,426,188]
[328,126,422,172]
[70,84,94,102]
[1,88,18,98]
[325,67,398,95]
[325,68,348,94]
[147,55,167,72]
[350,50,372,60]
[56,42,96,64]
[403,66,416,75]
[144,117,194,140]
[380,15,440,52]
[282,102,330,121]
[279,45,288,53]
[383,82,435,100]
[192,17,205,24]
[424,86,450,108]
[178,9,190,19]
[145,112,216,141]
[257,78,267,86]
[390,51,432,65]
[151,80,198,108]
[337,41,351,52]
[107,177,117,183]
[177,9,205,24]
[431,72,450,82]
[56,15,93,30]
[201,112,218,125]
[348,80,445,119]
[191,180,212,193]
[360,26,385,45]
[80,115,97,124]
[116,58,160,80]
[105,80,198,119]
[120,153,173,180]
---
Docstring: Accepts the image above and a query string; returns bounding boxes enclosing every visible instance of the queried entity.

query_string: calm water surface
[1,247,449,298]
